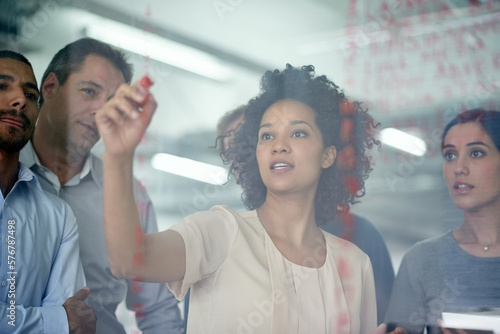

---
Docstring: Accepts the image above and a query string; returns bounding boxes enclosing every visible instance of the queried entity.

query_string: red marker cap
[140,75,154,90]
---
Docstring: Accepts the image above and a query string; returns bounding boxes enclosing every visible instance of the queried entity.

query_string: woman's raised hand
[96,75,156,158]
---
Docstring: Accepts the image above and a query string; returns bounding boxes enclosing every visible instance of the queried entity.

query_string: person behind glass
[96,64,405,333]
[218,104,246,154]
[18,38,184,334]
[216,104,395,325]
[0,50,95,333]
[385,109,500,333]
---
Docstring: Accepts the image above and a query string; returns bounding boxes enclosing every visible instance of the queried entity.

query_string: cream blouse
[167,205,377,334]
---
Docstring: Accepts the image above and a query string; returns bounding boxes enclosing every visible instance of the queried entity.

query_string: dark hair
[39,38,133,105]
[0,50,33,69]
[217,105,247,137]
[227,64,380,226]
[442,109,500,151]
[217,105,247,153]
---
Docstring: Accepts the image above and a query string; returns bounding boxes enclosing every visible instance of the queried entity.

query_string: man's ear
[41,72,59,101]
[322,145,337,169]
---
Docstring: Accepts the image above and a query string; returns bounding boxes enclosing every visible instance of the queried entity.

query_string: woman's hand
[438,319,470,334]
[370,324,407,334]
[96,76,156,159]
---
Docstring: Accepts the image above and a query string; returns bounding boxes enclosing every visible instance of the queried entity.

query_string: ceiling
[1,0,499,269]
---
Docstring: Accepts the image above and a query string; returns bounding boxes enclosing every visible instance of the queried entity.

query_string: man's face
[0,58,39,153]
[41,54,125,155]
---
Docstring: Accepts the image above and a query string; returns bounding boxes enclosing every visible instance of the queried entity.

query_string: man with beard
[0,50,96,333]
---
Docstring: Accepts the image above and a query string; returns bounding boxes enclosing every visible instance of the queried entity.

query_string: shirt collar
[0,163,40,202]
[21,140,95,186]
[18,162,37,183]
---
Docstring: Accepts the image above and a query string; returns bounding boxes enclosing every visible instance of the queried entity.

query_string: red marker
[137,75,154,109]
[140,75,154,90]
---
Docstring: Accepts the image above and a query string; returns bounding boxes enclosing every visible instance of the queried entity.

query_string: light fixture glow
[84,20,233,82]
[381,128,427,156]
[151,153,228,185]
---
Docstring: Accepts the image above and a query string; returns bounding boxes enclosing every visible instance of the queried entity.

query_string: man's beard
[0,109,33,153]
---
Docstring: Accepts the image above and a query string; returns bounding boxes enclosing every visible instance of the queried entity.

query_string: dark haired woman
[385,110,500,333]
[96,65,396,333]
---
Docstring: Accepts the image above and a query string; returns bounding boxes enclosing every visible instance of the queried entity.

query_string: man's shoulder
[19,164,76,222]
[42,187,72,209]
[35,185,75,221]
[18,179,77,243]
[325,213,385,243]
[350,214,382,233]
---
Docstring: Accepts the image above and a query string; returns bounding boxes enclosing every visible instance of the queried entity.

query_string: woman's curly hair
[224,64,380,226]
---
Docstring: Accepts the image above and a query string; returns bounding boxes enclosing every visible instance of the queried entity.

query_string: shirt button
[1,281,7,287]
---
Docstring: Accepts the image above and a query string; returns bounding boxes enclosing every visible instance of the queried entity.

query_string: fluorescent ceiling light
[84,20,233,82]
[151,153,228,185]
[380,128,427,156]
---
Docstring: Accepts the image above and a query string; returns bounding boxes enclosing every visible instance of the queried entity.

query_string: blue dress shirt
[0,163,86,333]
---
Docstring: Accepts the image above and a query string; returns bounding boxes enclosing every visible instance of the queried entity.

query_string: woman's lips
[270,160,294,173]
[453,181,474,194]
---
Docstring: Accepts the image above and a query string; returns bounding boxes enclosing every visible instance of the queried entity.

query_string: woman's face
[442,122,500,212]
[256,99,336,197]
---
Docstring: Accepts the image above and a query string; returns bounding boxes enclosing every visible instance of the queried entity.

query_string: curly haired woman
[96,64,402,334]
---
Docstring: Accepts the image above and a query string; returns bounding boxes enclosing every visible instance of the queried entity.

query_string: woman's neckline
[253,209,328,269]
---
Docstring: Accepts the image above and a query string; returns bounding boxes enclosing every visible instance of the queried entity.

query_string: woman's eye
[471,150,485,158]
[443,151,456,161]
[292,130,307,138]
[260,133,273,141]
